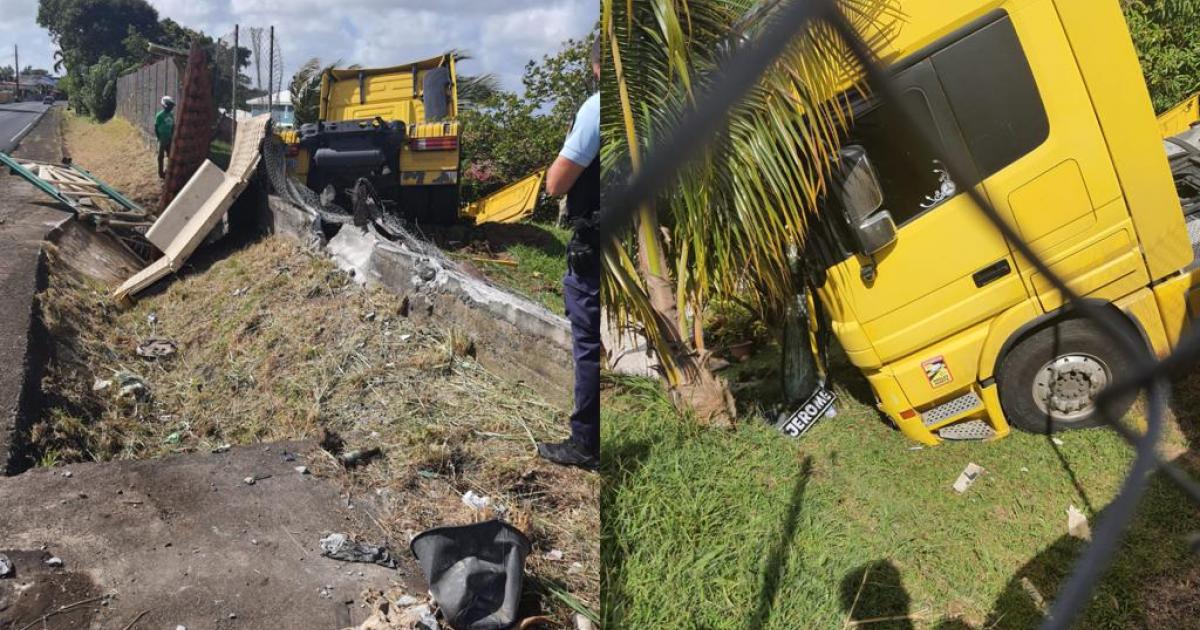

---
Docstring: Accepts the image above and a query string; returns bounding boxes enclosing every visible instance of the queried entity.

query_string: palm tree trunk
[607,18,736,427]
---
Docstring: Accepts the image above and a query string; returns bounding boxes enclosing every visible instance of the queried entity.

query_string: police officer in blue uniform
[537,39,602,471]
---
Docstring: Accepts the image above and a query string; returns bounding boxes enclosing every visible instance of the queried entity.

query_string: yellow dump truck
[285,54,461,224]
[796,0,1200,444]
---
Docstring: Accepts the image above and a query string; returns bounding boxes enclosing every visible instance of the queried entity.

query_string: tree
[600,0,899,424]
[456,39,597,216]
[37,0,159,69]
[1123,0,1200,112]
[76,56,124,120]
[0,66,13,82]
[288,57,326,126]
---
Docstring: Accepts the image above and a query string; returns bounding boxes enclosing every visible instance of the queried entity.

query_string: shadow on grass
[425,222,567,258]
[748,455,814,629]
[936,384,1200,629]
[840,560,914,630]
[600,438,653,629]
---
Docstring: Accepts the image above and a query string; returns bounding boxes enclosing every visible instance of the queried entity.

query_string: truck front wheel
[996,318,1140,434]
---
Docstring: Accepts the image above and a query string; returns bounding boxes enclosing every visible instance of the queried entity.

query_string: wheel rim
[1031,353,1110,423]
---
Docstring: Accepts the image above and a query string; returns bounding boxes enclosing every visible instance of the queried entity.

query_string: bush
[74,56,124,120]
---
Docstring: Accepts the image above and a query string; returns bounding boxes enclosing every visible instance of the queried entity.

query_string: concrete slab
[0,441,419,629]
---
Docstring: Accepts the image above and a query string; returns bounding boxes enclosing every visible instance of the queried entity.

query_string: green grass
[442,221,570,312]
[602,369,1200,629]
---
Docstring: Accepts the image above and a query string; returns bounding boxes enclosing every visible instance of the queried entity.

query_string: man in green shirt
[155,95,175,178]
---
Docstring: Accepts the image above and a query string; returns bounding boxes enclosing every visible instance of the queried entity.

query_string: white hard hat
[161,95,175,107]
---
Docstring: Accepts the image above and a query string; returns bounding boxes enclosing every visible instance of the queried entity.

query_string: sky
[0,0,596,93]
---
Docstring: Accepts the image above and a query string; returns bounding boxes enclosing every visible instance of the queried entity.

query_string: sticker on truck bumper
[922,355,953,388]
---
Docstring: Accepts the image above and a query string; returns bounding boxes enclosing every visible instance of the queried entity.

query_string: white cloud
[0,0,596,92]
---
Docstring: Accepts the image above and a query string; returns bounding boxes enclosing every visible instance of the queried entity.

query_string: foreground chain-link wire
[599,1,1200,627]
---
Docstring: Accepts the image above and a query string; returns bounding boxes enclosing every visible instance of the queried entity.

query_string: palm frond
[603,0,900,367]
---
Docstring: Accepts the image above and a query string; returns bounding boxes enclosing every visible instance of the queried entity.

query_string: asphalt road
[0,101,52,153]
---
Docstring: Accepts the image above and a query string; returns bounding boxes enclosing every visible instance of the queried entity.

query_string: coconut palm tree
[601,0,899,425]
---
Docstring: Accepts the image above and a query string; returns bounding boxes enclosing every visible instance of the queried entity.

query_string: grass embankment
[62,114,243,207]
[602,333,1200,628]
[432,221,570,313]
[36,236,598,622]
[62,112,161,208]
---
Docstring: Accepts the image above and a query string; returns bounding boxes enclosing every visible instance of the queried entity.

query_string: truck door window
[931,15,1048,178]
[849,59,975,227]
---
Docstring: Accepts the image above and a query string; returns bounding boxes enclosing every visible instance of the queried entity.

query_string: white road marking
[10,119,36,144]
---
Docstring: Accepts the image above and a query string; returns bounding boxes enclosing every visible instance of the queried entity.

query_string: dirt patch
[61,112,161,209]
[0,441,411,629]
[33,235,597,621]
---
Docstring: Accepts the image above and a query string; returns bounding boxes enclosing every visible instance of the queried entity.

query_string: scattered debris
[411,520,531,630]
[0,553,12,578]
[45,556,63,567]
[212,444,231,453]
[568,562,584,576]
[1051,437,1065,446]
[574,614,597,630]
[295,466,309,475]
[542,549,564,561]
[343,591,440,630]
[952,462,985,493]
[115,371,150,402]
[462,490,492,512]
[231,286,249,296]
[92,378,112,392]
[339,448,383,468]
[908,445,924,451]
[318,532,398,569]
[1020,466,1029,472]
[113,114,271,302]
[0,152,156,263]
[136,337,178,359]
[243,476,256,485]
[1067,504,1092,540]
[164,432,181,445]
[61,470,73,478]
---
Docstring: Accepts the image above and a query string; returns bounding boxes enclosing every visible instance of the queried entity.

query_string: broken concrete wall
[263,195,574,407]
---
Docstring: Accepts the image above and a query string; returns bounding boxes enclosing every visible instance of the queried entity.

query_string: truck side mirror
[837,145,883,223]
[836,145,896,255]
[856,210,896,255]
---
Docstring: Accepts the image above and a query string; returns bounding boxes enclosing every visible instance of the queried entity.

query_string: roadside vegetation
[34,235,598,623]
[599,1,1200,626]
[602,363,1200,628]
[60,111,160,207]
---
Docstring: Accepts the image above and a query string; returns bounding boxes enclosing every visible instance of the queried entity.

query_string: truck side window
[932,15,1048,179]
[852,87,959,226]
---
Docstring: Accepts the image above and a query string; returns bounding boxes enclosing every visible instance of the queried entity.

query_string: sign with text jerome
[774,386,837,438]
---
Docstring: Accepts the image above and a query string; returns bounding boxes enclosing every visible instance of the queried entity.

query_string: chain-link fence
[600,1,1200,627]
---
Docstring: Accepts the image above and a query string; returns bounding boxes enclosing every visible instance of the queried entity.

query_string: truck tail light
[411,136,458,151]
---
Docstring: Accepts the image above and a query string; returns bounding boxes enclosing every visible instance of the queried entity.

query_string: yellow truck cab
[809,0,1200,444]
[288,54,461,224]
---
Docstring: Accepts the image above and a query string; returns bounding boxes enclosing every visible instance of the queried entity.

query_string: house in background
[247,90,294,127]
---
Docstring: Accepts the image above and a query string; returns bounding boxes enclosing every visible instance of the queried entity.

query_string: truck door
[831,53,1026,364]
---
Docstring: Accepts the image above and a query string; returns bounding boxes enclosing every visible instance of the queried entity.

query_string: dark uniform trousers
[564,155,602,456]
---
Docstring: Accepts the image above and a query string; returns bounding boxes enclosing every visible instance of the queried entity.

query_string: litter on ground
[953,463,985,493]
[319,532,399,569]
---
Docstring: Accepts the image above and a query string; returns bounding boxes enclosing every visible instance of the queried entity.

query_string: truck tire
[996,318,1140,434]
